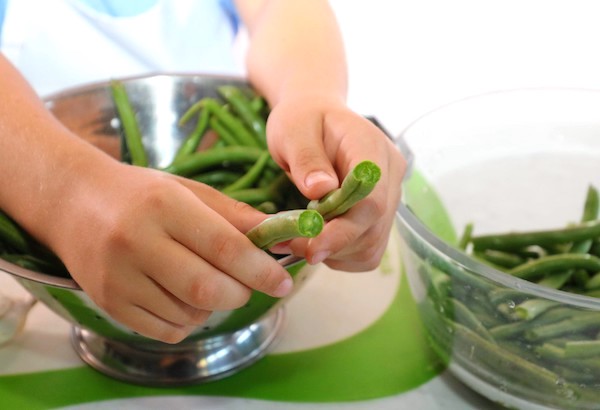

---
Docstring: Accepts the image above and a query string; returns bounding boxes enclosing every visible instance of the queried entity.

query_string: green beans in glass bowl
[0,73,323,386]
[395,88,600,410]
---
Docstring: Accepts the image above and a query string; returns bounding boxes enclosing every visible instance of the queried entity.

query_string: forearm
[236,0,348,106]
[0,54,114,246]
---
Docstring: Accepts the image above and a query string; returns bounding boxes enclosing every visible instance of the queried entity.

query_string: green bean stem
[308,160,381,220]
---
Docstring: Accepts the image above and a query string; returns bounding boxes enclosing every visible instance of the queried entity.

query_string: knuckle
[251,263,283,294]
[294,146,321,168]
[233,199,256,215]
[364,196,386,220]
[187,278,220,308]
[210,232,240,262]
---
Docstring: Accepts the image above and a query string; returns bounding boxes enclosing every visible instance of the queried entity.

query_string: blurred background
[330,0,600,137]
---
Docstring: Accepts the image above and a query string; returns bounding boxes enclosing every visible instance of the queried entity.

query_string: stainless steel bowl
[0,73,315,386]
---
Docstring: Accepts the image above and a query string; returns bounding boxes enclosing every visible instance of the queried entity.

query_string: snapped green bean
[308,160,381,220]
[245,210,324,250]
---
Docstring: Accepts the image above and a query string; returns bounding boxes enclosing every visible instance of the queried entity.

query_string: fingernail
[311,251,330,265]
[305,171,333,189]
[273,277,294,298]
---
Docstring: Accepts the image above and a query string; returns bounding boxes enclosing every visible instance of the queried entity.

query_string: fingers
[138,236,253,311]
[266,104,339,200]
[161,185,294,299]
[102,282,214,344]
[282,114,406,271]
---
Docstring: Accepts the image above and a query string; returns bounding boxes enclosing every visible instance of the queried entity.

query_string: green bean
[110,80,148,167]
[584,272,600,290]
[487,288,529,306]
[162,146,265,177]
[471,220,600,252]
[449,297,495,342]
[442,318,573,397]
[0,211,31,253]
[171,106,210,164]
[191,170,241,187]
[245,210,324,250]
[218,85,267,148]
[535,342,600,377]
[178,99,205,127]
[535,342,567,360]
[573,269,591,288]
[308,160,381,220]
[541,185,600,290]
[582,185,599,222]
[590,241,600,258]
[525,311,600,342]
[507,253,600,281]
[466,298,505,328]
[249,95,266,113]
[209,116,241,146]
[203,98,260,148]
[563,339,600,359]
[584,289,600,298]
[489,306,580,340]
[227,188,279,205]
[255,201,278,214]
[537,270,573,289]
[474,249,524,269]
[426,266,451,301]
[457,222,473,250]
[222,151,271,194]
[226,172,291,206]
[514,299,561,320]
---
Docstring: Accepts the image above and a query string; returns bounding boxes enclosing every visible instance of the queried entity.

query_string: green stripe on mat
[0,273,444,409]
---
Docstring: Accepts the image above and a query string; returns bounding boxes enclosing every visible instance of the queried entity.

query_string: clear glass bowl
[394,88,600,410]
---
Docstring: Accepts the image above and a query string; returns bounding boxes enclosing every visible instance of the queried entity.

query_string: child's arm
[237,0,407,270]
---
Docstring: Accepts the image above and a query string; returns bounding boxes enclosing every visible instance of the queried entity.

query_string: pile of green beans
[0,81,381,279]
[412,185,600,407]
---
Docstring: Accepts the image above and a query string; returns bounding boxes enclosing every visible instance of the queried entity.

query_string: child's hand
[265,94,407,271]
[45,161,292,344]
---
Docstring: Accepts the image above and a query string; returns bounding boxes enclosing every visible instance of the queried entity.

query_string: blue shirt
[0,0,239,43]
